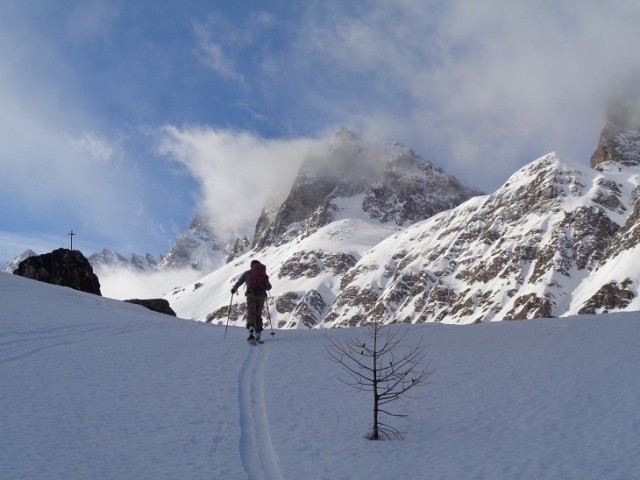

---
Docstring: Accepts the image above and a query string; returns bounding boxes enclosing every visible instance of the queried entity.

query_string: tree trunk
[371,320,379,440]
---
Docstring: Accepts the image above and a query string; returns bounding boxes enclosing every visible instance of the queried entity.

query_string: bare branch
[324,321,434,441]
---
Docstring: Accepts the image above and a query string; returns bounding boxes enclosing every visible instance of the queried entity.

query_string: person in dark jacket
[231,260,272,341]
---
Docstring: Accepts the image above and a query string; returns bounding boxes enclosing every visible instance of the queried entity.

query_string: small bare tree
[325,318,433,440]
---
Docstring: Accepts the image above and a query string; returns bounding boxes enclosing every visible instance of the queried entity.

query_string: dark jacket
[232,271,251,293]
[232,261,272,295]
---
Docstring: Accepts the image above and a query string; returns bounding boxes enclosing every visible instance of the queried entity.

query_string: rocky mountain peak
[1,249,37,273]
[164,116,640,328]
[334,125,359,142]
[300,126,375,184]
[590,98,640,169]
[252,130,481,249]
[88,249,157,272]
[156,214,224,271]
[363,149,484,226]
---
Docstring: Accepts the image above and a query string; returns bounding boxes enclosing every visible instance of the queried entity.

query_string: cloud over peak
[157,125,323,238]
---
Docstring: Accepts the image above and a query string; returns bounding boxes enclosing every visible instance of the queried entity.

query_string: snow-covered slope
[328,152,640,325]
[2,271,639,479]
[168,216,400,328]
[169,130,483,328]
[155,215,228,271]
[169,151,640,327]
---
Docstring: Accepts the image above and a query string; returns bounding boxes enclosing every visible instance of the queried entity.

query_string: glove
[231,287,237,294]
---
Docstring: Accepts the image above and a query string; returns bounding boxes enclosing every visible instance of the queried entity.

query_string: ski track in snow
[238,343,283,480]
[0,323,107,364]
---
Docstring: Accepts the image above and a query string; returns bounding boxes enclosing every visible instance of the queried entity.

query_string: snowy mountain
[2,271,639,479]
[168,119,640,327]
[3,215,229,282]
[169,129,483,327]
[326,152,640,325]
[6,119,640,326]
[0,249,36,273]
[155,214,228,271]
[591,100,640,169]
[88,249,158,271]
[90,215,227,273]
[2,129,480,306]
[253,127,482,249]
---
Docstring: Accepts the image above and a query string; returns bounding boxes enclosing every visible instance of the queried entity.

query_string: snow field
[1,272,639,479]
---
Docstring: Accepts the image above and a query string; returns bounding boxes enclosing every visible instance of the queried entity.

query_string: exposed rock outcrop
[13,248,102,295]
[157,215,224,270]
[125,298,177,316]
[252,128,482,249]
[591,101,640,169]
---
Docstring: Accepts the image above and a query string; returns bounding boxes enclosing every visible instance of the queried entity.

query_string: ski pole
[224,292,234,340]
[267,291,275,336]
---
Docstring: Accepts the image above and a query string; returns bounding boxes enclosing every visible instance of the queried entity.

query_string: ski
[247,338,264,345]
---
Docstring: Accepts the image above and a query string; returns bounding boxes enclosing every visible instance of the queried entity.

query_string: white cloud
[97,266,203,301]
[290,0,640,190]
[193,10,277,83]
[70,132,118,164]
[157,126,323,237]
[194,24,243,82]
[3,0,640,264]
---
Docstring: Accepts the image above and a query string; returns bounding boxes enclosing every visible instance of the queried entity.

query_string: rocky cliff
[253,128,482,249]
[13,248,102,295]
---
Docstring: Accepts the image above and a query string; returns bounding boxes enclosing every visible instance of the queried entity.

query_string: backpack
[247,262,272,295]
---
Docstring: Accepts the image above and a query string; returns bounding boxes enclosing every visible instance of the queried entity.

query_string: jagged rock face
[125,298,176,316]
[253,130,376,248]
[290,289,326,328]
[253,129,482,248]
[590,107,640,169]
[278,250,357,279]
[14,248,101,295]
[89,249,158,271]
[325,153,640,326]
[363,149,483,225]
[225,237,251,264]
[600,193,640,262]
[157,215,224,270]
[578,280,635,314]
[254,178,339,248]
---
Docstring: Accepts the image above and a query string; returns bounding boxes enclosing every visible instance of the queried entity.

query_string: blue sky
[2,0,640,264]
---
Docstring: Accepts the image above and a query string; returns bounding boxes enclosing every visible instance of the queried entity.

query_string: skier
[231,259,272,342]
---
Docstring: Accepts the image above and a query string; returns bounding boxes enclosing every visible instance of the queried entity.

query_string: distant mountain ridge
[325,152,640,326]
[88,249,158,271]
[167,118,640,327]
[1,249,37,274]
[2,215,229,275]
[5,119,640,328]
